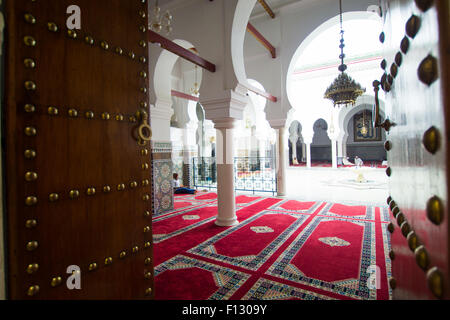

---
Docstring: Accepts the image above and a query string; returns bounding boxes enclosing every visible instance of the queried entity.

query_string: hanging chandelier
[149,0,173,35]
[190,65,200,95]
[361,109,368,136]
[324,0,365,107]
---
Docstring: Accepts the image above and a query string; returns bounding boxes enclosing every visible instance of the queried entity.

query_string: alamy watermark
[66,5,81,30]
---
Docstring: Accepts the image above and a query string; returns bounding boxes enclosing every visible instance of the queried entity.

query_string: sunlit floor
[285,166,389,206]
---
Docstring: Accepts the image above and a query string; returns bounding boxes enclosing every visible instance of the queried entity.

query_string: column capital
[200,87,248,122]
[213,118,236,130]
[268,118,287,129]
[150,103,174,121]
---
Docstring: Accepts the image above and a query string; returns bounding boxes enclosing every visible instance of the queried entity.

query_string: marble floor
[284,166,389,206]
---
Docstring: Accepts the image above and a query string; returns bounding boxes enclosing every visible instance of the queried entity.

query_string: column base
[215,216,239,227]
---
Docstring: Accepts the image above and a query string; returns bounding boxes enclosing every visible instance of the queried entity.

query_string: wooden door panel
[4,0,154,299]
[382,0,449,299]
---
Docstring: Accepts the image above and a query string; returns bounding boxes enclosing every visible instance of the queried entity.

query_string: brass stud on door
[140,71,147,78]
[24,13,36,24]
[418,55,438,86]
[144,226,150,233]
[25,219,38,229]
[389,250,395,261]
[400,221,411,237]
[139,40,147,48]
[144,271,152,279]
[380,59,387,70]
[144,211,150,217]
[415,245,430,271]
[145,288,152,296]
[386,196,392,205]
[103,185,111,193]
[25,171,38,182]
[26,263,39,274]
[67,29,78,39]
[400,36,410,54]
[379,32,385,43]
[139,10,146,18]
[24,58,36,69]
[140,87,147,94]
[88,263,98,271]
[86,187,96,196]
[49,193,59,202]
[115,114,124,121]
[415,0,434,12]
[25,196,38,206]
[104,257,113,265]
[119,251,127,259]
[386,167,391,177]
[47,106,59,116]
[387,222,395,234]
[391,206,400,218]
[24,36,37,47]
[407,230,421,252]
[395,52,403,67]
[426,195,443,225]
[426,266,443,299]
[422,126,440,154]
[47,22,59,32]
[24,104,36,113]
[69,190,80,199]
[102,112,111,120]
[129,51,136,60]
[85,111,94,119]
[389,200,397,211]
[68,109,78,117]
[132,246,139,253]
[142,163,149,170]
[384,140,392,151]
[396,212,405,226]
[405,15,421,38]
[390,63,398,78]
[100,41,109,50]
[389,277,396,290]
[141,149,149,156]
[24,149,37,159]
[144,241,151,248]
[115,47,123,55]
[85,36,94,46]
[130,181,138,188]
[144,257,151,265]
[143,194,150,201]
[140,56,147,64]
[27,285,40,297]
[117,183,125,191]
[24,81,37,91]
[139,25,147,33]
[50,276,63,287]
[26,241,39,251]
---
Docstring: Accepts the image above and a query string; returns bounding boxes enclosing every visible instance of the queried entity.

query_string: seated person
[354,156,364,168]
[342,156,354,166]
[172,173,196,194]
[292,157,299,165]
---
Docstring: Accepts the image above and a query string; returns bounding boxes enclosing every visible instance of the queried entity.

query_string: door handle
[135,108,152,146]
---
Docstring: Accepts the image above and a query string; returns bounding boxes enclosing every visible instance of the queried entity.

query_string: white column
[306,143,312,168]
[274,126,287,196]
[214,119,238,226]
[289,135,298,163]
[301,143,306,162]
[331,139,337,169]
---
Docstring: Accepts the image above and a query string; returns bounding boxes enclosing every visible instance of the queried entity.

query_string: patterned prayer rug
[153,193,391,300]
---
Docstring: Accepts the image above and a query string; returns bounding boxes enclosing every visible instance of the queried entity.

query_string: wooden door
[3,0,154,299]
[380,0,449,299]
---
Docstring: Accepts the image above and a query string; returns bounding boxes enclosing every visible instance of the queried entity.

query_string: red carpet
[153,193,391,300]
[290,161,387,168]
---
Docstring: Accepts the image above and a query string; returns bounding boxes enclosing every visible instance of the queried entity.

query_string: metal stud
[68,109,78,117]
[139,25,147,33]
[25,219,38,229]
[389,250,395,261]
[389,200,397,211]
[67,29,78,39]
[407,230,421,252]
[144,241,151,248]
[143,194,150,201]
[140,102,148,108]
[85,111,94,119]
[400,36,410,54]
[140,71,147,78]
[422,126,440,154]
[387,222,395,234]
[24,149,37,159]
[24,13,36,24]
[141,149,148,156]
[132,246,139,253]
[25,171,38,182]
[100,41,109,50]
[144,211,150,217]
[392,206,400,218]
[24,104,36,113]
[396,212,405,226]
[47,22,58,32]
[426,266,443,299]
[142,179,150,186]
[26,263,39,274]
[88,263,98,271]
[415,0,434,12]
[380,59,387,70]
[142,163,149,170]
[103,185,111,193]
[400,221,411,237]
[386,167,391,177]
[24,81,37,91]
[25,196,38,206]
[130,181,138,188]
[415,245,430,271]
[119,251,127,259]
[24,58,36,69]
[49,193,59,202]
[69,190,80,199]
[115,114,124,121]
[379,32,385,43]
[145,288,152,296]
[144,226,150,233]
[24,36,37,47]
[389,277,396,290]
[27,285,40,297]
[101,112,111,120]
[139,10,146,18]
[144,257,151,265]
[395,52,403,67]
[418,54,438,86]
[47,106,59,116]
[387,74,394,86]
[117,183,125,191]
[406,15,421,38]
[85,36,94,45]
[115,47,123,55]
[129,51,136,59]
[384,140,392,151]
[86,187,96,196]
[104,257,113,265]
[50,276,63,287]
[144,271,152,280]
[26,241,39,251]
[140,87,147,94]
[386,196,392,205]
[426,195,443,225]
[390,63,398,78]
[140,56,147,64]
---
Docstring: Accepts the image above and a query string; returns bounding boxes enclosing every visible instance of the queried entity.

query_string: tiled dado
[151,141,173,214]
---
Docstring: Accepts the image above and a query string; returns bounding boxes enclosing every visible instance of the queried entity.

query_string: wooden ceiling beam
[148,30,216,73]
[247,22,276,58]
[257,0,275,19]
[171,90,199,102]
